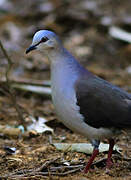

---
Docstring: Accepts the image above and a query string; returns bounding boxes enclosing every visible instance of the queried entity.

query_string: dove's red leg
[106,139,114,168]
[84,148,99,173]
[84,140,100,173]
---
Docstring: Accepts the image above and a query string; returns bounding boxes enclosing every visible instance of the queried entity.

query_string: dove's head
[26,30,62,55]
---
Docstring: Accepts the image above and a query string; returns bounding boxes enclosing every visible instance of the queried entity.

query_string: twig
[12,83,51,97]
[50,164,84,171]
[0,77,51,87]
[1,158,83,178]
[109,26,131,43]
[0,40,26,129]
[92,157,107,167]
[2,158,60,177]
[35,157,60,171]
[0,40,13,85]
[1,167,82,178]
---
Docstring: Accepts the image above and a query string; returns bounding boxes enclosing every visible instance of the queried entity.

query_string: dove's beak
[26,45,37,54]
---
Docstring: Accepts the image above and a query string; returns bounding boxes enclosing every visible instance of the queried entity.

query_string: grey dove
[26,30,131,173]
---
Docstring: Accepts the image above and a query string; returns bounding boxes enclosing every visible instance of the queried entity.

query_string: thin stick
[1,166,82,178]
[0,40,26,129]
[0,40,13,85]
[1,158,83,178]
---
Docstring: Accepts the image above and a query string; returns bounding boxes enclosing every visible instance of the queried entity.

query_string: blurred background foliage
[0,0,131,132]
[0,0,131,84]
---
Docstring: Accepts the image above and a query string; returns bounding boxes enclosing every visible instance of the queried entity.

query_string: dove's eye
[41,36,49,43]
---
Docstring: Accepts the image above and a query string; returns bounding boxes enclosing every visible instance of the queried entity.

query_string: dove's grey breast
[50,50,114,140]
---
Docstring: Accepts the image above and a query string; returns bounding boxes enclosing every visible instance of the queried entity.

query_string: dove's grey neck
[47,47,84,73]
[49,47,81,91]
[46,47,91,92]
